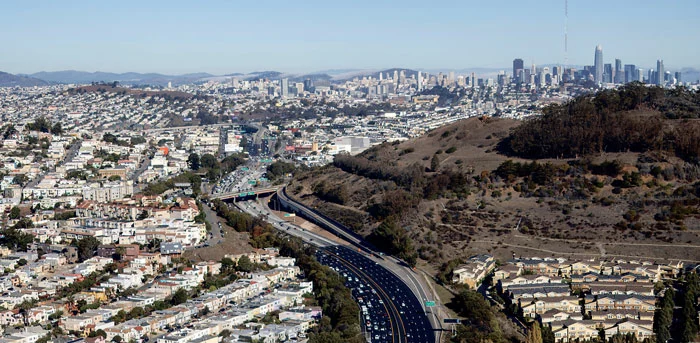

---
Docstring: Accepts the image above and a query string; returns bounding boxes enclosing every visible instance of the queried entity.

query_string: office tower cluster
[508,45,683,89]
[590,45,680,86]
[511,59,563,87]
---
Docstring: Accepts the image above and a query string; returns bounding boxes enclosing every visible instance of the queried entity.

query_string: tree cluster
[0,226,35,251]
[266,161,296,182]
[333,153,425,190]
[196,110,220,125]
[142,172,202,196]
[210,199,278,248]
[504,83,700,163]
[211,199,257,232]
[653,286,674,343]
[653,272,700,343]
[187,153,201,170]
[25,116,62,135]
[494,160,561,185]
[73,236,101,262]
[9,206,20,219]
[450,289,508,343]
[677,272,700,342]
[56,267,116,298]
[220,256,255,274]
[334,152,471,201]
[367,219,417,267]
[312,181,348,205]
[102,133,131,147]
[53,210,77,221]
[2,124,17,139]
[367,189,420,220]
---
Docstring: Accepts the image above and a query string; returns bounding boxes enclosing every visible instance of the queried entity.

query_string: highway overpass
[210,187,279,200]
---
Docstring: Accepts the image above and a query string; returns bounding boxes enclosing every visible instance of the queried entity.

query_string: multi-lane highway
[207,161,439,342]
[230,197,437,342]
[276,188,443,337]
[319,246,434,343]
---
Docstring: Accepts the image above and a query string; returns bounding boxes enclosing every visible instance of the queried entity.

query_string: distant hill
[0,71,49,87]
[289,73,332,82]
[311,68,364,76]
[244,71,282,80]
[27,70,214,86]
[680,67,700,83]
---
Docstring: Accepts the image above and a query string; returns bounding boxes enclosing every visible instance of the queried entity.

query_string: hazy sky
[1,0,698,74]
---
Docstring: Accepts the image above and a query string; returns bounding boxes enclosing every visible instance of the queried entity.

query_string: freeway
[233,196,436,342]
[276,187,443,338]
[318,248,398,343]
[241,196,434,342]
[204,160,438,342]
[319,246,434,343]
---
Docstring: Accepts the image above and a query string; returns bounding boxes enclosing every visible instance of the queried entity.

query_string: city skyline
[1,0,699,75]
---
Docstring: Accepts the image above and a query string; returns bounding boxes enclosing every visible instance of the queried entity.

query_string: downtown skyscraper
[513,58,524,82]
[280,78,289,98]
[417,71,423,92]
[594,45,604,83]
[656,60,664,85]
[614,59,624,83]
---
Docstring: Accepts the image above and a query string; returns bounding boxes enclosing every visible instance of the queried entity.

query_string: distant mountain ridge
[0,71,49,87]
[26,71,214,86]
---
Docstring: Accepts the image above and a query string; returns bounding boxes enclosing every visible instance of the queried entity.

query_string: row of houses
[75,197,199,222]
[491,257,663,343]
[99,266,305,342]
[508,257,681,280]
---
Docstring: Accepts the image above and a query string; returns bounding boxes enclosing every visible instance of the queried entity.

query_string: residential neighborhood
[452,254,696,343]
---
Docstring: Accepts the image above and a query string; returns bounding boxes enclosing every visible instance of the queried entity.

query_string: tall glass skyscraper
[513,58,524,82]
[603,64,613,83]
[280,78,289,98]
[624,64,636,83]
[656,60,664,85]
[594,45,604,83]
[614,59,623,83]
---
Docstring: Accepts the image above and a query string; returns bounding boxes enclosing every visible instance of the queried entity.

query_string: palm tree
[18,300,34,326]
[66,295,76,314]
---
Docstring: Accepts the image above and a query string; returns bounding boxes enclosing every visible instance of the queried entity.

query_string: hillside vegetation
[289,85,700,274]
[504,83,700,163]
